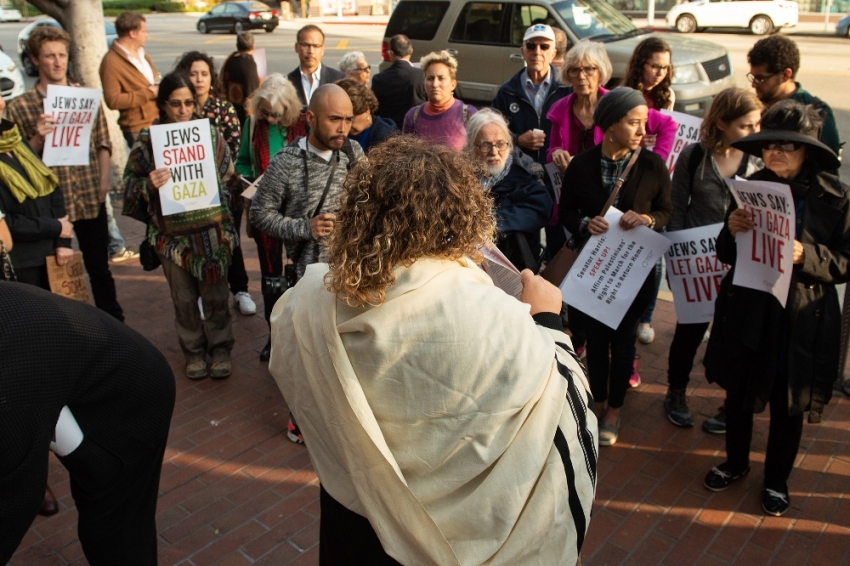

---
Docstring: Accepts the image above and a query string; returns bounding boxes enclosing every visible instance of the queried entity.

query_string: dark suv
[381,0,735,115]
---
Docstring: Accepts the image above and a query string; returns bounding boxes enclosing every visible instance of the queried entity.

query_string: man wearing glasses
[492,24,570,255]
[747,35,841,159]
[287,25,345,107]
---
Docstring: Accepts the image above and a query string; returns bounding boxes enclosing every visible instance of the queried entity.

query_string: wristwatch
[646,215,656,230]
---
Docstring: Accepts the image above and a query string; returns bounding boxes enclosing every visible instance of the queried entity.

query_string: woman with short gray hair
[338,51,370,84]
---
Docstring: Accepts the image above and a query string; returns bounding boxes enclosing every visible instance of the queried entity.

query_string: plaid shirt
[579,150,632,235]
[7,86,112,222]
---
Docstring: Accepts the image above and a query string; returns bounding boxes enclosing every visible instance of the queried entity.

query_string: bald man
[249,84,364,444]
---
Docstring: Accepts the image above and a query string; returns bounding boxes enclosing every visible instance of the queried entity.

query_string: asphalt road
[0,12,848,178]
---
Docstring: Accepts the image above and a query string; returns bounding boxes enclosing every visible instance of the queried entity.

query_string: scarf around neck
[0,124,58,203]
[424,97,455,115]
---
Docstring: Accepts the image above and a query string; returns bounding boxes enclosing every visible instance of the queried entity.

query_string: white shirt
[300,64,323,105]
[298,137,333,162]
[116,43,155,85]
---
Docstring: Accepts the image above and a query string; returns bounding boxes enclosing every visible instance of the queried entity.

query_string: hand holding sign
[520,269,562,316]
[149,167,172,189]
[42,84,103,167]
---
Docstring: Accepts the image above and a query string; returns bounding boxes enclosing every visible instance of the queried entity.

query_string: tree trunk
[28,0,128,195]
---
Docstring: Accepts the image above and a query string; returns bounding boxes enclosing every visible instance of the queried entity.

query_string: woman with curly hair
[236,73,307,361]
[623,37,675,112]
[268,136,597,566]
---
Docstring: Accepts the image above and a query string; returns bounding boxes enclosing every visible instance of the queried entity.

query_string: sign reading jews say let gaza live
[660,109,703,176]
[151,118,219,216]
[41,85,102,167]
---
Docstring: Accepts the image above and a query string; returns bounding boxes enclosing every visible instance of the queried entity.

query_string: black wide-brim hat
[732,129,841,171]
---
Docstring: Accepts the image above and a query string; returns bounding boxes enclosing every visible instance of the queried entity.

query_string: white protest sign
[726,178,795,307]
[253,48,267,80]
[480,245,523,300]
[150,118,220,216]
[545,162,563,203]
[42,85,102,166]
[561,208,671,329]
[661,109,703,177]
[665,223,730,324]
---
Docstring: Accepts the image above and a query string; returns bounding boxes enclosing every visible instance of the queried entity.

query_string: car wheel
[265,26,275,33]
[750,15,773,35]
[21,54,37,77]
[234,21,244,33]
[676,14,697,34]
[198,21,209,34]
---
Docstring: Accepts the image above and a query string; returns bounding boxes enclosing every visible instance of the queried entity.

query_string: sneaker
[629,355,641,388]
[110,247,139,263]
[704,462,749,492]
[702,404,727,434]
[186,356,207,380]
[665,389,695,427]
[763,488,790,516]
[287,416,304,444]
[637,322,655,344]
[233,291,257,315]
[198,297,205,321]
[598,418,619,447]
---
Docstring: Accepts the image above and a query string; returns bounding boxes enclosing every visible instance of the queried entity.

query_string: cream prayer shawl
[269,257,597,566]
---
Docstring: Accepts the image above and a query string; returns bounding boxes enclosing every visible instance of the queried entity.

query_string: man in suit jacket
[287,25,345,107]
[371,34,427,129]
[0,283,176,565]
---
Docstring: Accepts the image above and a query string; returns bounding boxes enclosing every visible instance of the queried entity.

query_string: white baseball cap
[523,24,556,43]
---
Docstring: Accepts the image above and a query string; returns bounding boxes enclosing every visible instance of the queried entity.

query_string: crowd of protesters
[1,11,848,566]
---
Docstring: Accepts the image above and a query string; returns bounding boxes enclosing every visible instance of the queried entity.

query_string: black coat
[0,121,70,269]
[704,167,850,421]
[371,60,426,131]
[559,145,673,236]
[0,283,176,562]
[287,65,347,107]
[492,161,553,271]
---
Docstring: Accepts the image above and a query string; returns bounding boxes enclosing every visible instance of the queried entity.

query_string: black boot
[260,337,272,362]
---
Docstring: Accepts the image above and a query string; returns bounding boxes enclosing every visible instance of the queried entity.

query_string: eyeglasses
[760,140,804,152]
[646,63,671,73]
[353,66,371,72]
[298,42,323,50]
[746,72,777,85]
[567,66,598,77]
[166,99,196,109]
[260,108,282,120]
[475,140,509,152]
[525,42,551,51]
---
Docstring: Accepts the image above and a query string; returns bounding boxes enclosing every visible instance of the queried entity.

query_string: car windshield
[552,0,640,41]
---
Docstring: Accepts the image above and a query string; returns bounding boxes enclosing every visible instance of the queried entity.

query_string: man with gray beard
[466,108,552,272]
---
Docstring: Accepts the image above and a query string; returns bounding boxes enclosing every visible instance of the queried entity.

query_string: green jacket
[790,83,841,156]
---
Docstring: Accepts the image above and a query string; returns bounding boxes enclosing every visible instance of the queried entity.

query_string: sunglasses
[166,99,196,109]
[525,42,551,51]
[761,140,804,152]
[260,108,283,120]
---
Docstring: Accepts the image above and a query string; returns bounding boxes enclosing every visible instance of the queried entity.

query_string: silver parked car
[381,0,736,115]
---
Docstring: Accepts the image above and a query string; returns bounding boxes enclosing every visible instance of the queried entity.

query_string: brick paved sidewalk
[9,212,850,565]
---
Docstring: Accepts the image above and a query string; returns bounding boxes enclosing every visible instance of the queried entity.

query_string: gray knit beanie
[593,87,647,133]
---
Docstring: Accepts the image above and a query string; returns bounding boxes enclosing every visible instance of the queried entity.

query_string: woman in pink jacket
[547,40,676,175]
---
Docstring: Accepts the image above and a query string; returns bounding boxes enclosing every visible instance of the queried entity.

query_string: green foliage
[102,0,209,16]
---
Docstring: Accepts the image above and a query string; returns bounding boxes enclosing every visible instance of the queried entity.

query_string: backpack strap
[412,105,421,129]
[462,103,469,125]
[340,138,357,169]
